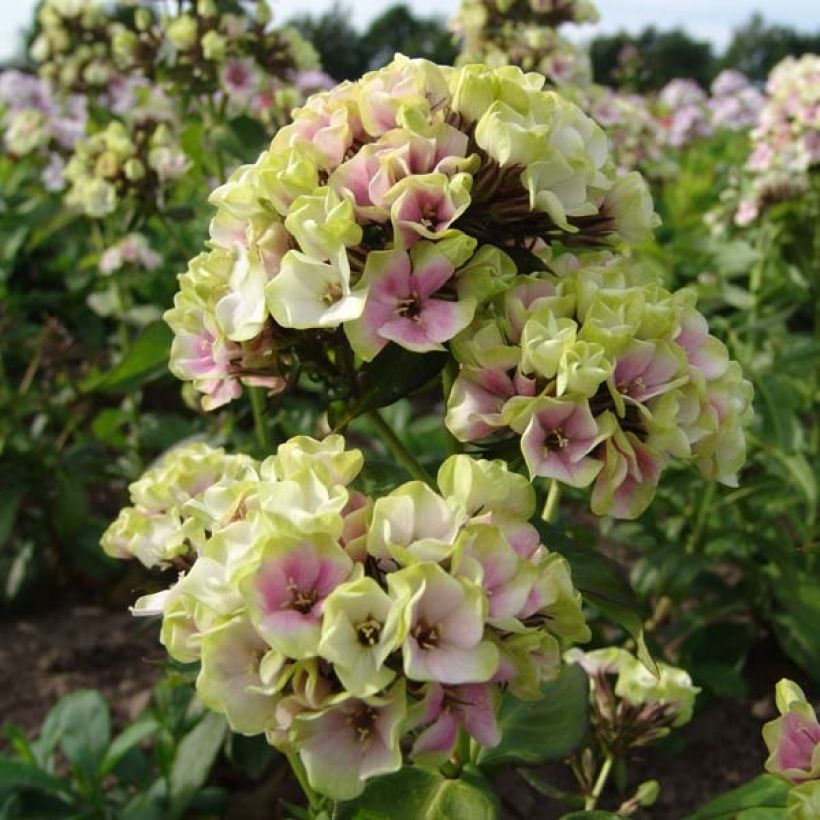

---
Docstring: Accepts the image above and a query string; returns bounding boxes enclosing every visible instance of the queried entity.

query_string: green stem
[685,481,716,555]
[286,751,320,812]
[154,209,192,261]
[366,409,434,486]
[248,386,270,452]
[585,753,614,810]
[455,728,470,770]
[541,479,562,523]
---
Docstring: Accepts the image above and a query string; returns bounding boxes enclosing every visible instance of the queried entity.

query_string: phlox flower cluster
[708,69,765,131]
[99,233,162,275]
[5,1,323,219]
[656,73,764,149]
[656,79,714,148]
[733,55,820,227]
[583,86,670,176]
[568,647,699,749]
[88,232,165,323]
[102,436,591,799]
[762,679,820,820]
[0,69,87,190]
[450,0,599,87]
[165,56,660,411]
[445,252,753,518]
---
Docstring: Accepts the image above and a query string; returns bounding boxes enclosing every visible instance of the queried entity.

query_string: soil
[492,694,770,819]
[0,607,800,819]
[0,605,163,738]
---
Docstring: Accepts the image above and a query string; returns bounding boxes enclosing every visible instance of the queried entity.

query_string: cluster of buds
[102,436,591,799]
[445,251,753,518]
[568,647,697,761]
[733,55,820,227]
[30,0,320,126]
[165,56,661,411]
[0,69,87,190]
[450,0,599,87]
[63,121,189,218]
[30,0,115,92]
[762,679,820,820]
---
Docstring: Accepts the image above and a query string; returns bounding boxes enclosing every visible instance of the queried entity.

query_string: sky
[1,0,819,61]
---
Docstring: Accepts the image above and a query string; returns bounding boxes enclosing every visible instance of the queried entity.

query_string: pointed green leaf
[477,663,589,768]
[335,766,499,820]
[167,712,226,819]
[82,321,172,394]
[537,523,657,675]
[683,774,789,819]
[331,346,448,430]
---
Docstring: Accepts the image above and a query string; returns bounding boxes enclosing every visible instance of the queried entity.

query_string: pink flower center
[395,293,422,320]
[544,427,570,451]
[420,202,439,230]
[412,619,440,650]
[618,375,645,397]
[286,578,318,614]
[348,704,378,743]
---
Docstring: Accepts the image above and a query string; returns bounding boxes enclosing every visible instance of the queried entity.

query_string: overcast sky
[1,0,819,61]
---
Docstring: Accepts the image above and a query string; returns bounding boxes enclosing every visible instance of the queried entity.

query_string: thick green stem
[541,479,562,523]
[585,753,614,810]
[366,409,434,486]
[248,386,270,452]
[455,728,471,768]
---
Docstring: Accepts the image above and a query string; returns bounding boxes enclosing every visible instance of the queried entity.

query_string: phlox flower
[293,683,406,800]
[411,682,500,763]
[387,561,498,684]
[346,240,477,360]
[763,679,820,784]
[519,397,611,487]
[241,535,355,659]
[317,577,399,696]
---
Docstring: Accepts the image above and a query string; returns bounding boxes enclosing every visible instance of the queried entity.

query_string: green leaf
[167,712,226,819]
[120,779,167,820]
[82,321,172,394]
[0,488,22,547]
[100,718,159,776]
[537,523,657,675]
[26,208,80,252]
[683,774,789,819]
[330,346,448,430]
[477,663,589,767]
[0,755,73,798]
[226,116,269,150]
[180,121,206,169]
[48,690,111,783]
[516,769,584,806]
[53,471,89,541]
[335,766,499,820]
[4,726,36,767]
[772,570,820,682]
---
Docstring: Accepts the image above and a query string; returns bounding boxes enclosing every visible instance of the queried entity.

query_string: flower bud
[166,14,198,51]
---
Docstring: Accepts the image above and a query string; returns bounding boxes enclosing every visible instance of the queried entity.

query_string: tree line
[289,4,820,88]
